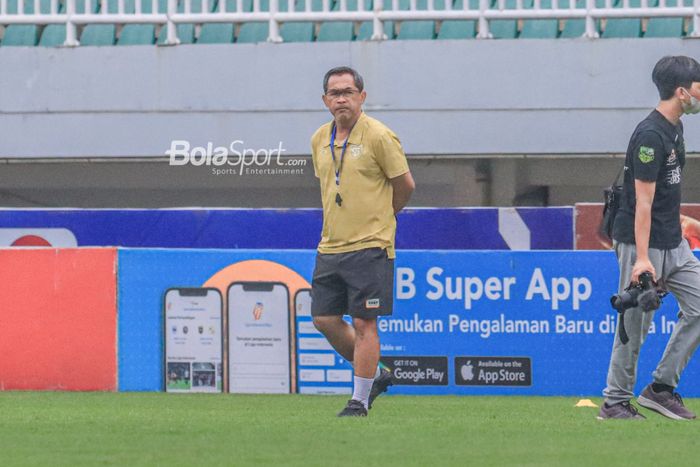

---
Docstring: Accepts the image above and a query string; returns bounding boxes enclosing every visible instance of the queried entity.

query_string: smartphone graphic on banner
[227,282,291,393]
[295,289,312,319]
[164,288,223,393]
[294,288,353,395]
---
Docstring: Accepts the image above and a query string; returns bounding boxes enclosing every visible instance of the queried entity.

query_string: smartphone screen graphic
[228,282,291,393]
[294,288,353,394]
[164,288,223,393]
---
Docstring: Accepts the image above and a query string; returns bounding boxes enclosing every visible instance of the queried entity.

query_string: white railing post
[693,0,700,37]
[164,0,181,45]
[584,0,599,38]
[371,0,387,39]
[477,0,491,38]
[268,0,283,42]
[64,0,80,46]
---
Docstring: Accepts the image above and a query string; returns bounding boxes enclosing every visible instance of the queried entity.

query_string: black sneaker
[637,384,696,420]
[337,399,368,417]
[596,401,646,420]
[368,368,393,409]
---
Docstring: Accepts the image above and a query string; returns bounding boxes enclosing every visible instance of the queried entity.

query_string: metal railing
[1,0,699,46]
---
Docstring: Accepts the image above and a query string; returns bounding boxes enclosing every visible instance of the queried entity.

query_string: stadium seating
[489,0,530,38]
[601,0,649,38]
[436,0,480,39]
[0,0,695,45]
[280,0,324,42]
[156,0,210,44]
[318,0,392,41]
[78,0,123,45]
[236,0,270,43]
[644,0,691,37]
[317,0,357,41]
[197,0,241,44]
[520,0,557,38]
[558,0,608,38]
[356,0,395,39]
[396,0,445,40]
[38,1,70,47]
[4,0,54,46]
[118,0,167,45]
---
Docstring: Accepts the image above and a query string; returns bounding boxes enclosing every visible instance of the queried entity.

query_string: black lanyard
[329,122,355,187]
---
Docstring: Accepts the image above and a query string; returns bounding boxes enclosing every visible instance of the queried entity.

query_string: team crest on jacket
[350,145,363,158]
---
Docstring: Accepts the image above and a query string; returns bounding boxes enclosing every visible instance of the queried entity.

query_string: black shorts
[311,247,394,319]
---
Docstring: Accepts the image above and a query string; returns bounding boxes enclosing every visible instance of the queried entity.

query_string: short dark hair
[652,56,700,100]
[323,66,364,94]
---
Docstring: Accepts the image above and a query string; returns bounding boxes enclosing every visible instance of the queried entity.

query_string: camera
[610,271,667,344]
[610,272,662,312]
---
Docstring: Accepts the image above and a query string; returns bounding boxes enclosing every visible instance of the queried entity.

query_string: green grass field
[1,392,699,466]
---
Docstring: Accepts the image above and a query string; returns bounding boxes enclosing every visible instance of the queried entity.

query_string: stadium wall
[3,39,700,158]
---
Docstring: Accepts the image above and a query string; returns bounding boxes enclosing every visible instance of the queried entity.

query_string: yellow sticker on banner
[575,399,599,408]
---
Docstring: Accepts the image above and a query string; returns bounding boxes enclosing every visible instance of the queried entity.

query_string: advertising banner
[0,248,117,391]
[117,248,700,396]
[384,251,700,396]
[117,249,316,392]
[0,207,573,250]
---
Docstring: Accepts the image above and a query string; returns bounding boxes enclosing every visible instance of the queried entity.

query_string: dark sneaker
[368,368,393,409]
[637,384,696,420]
[337,399,368,417]
[597,401,646,420]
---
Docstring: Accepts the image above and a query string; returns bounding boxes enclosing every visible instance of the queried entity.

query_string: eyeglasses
[325,88,360,100]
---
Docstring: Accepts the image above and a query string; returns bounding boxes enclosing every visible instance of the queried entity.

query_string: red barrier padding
[0,248,117,391]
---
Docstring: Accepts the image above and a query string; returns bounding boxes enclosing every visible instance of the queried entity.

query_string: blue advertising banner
[117,249,316,391]
[384,251,695,396]
[117,249,700,396]
[0,208,572,250]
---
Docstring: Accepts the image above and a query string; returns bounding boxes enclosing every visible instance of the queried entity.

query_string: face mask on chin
[681,88,700,114]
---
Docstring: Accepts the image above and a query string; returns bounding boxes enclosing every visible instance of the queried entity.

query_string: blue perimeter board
[117,249,700,396]
[0,207,573,249]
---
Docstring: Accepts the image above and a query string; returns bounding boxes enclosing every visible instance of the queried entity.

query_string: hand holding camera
[610,271,668,344]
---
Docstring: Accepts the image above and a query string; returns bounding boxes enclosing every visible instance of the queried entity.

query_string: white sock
[352,376,374,409]
[348,361,382,380]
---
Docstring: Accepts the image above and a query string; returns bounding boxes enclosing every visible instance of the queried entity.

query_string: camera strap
[618,311,629,345]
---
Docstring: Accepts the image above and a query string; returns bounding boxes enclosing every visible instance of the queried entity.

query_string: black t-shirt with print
[613,110,685,249]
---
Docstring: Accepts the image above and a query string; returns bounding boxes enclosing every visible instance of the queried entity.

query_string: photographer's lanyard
[329,121,355,207]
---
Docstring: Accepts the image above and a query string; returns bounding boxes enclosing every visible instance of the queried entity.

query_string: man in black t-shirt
[599,56,700,420]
